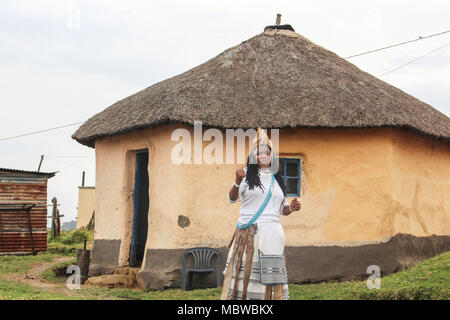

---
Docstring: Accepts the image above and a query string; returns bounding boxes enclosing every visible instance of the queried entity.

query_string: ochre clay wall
[390,128,450,236]
[93,124,450,267]
[279,127,395,245]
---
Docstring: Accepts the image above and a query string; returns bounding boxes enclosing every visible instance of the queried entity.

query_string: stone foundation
[88,234,450,290]
[88,239,121,276]
[285,233,450,284]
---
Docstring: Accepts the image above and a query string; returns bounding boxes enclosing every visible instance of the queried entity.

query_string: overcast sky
[1,0,449,225]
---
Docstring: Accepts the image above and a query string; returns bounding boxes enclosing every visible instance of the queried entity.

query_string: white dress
[225,167,290,300]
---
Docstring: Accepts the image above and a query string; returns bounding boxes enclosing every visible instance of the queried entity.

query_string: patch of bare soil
[0,257,76,294]
[0,257,128,299]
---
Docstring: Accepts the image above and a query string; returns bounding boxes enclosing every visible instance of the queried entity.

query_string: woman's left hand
[290,198,301,212]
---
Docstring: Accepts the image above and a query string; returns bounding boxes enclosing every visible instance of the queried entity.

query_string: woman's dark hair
[245,146,287,197]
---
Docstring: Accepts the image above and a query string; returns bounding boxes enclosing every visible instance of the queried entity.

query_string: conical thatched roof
[72,27,450,148]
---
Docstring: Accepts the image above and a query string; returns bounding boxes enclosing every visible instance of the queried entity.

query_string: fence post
[51,197,58,239]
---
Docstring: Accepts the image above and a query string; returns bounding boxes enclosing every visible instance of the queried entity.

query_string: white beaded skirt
[222,222,289,300]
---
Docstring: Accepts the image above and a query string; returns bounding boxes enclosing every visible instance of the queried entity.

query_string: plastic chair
[181,247,222,290]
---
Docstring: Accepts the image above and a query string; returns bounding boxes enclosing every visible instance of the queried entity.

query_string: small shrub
[60,230,90,244]
[48,230,93,245]
[40,259,76,283]
[46,243,77,256]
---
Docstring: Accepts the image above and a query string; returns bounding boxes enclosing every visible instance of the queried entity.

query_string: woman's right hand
[235,167,246,185]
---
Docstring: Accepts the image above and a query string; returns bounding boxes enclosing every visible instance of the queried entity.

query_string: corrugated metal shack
[0,168,55,255]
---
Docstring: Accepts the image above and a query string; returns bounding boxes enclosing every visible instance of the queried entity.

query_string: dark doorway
[130,149,149,267]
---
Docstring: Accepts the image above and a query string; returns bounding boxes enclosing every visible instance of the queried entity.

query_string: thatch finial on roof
[276,13,281,25]
[252,127,272,150]
[263,21,295,32]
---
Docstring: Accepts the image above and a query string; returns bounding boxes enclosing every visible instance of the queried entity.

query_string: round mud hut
[72,24,450,290]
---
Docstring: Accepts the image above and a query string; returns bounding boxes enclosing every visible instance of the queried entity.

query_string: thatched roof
[72,27,450,148]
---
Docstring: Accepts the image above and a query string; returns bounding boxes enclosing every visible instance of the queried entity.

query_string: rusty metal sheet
[0,180,49,254]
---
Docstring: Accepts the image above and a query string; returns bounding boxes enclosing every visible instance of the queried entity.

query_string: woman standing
[221,131,301,300]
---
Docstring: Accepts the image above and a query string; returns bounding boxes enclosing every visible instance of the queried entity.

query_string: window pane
[286,178,299,195]
[277,159,284,176]
[286,161,299,177]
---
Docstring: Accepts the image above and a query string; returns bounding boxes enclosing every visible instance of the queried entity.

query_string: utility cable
[345,29,450,59]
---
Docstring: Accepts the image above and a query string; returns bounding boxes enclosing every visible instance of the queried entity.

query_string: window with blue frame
[277,158,301,197]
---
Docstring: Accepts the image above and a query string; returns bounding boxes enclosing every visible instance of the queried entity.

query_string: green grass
[0,279,70,300]
[0,230,92,275]
[73,287,222,300]
[1,248,448,300]
[0,253,61,274]
[46,230,94,256]
[39,259,77,283]
[38,259,222,300]
[288,250,449,300]
[0,278,222,300]
[48,229,92,245]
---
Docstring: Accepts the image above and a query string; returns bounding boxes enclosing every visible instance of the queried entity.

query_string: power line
[345,29,450,59]
[379,40,450,77]
[0,122,84,142]
[46,155,94,158]
[45,157,94,171]
[1,31,450,144]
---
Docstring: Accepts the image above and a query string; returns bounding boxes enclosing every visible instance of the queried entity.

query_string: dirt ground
[0,257,76,294]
